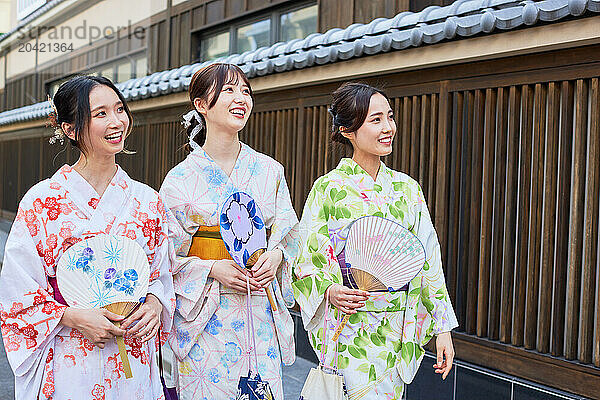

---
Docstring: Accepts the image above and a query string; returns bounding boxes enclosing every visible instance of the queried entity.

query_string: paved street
[0,346,313,399]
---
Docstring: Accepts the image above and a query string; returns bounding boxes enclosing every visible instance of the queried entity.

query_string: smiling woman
[159,63,300,400]
[293,82,458,400]
[0,75,175,399]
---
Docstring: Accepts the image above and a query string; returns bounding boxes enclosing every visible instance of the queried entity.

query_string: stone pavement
[282,356,315,398]
[0,346,314,400]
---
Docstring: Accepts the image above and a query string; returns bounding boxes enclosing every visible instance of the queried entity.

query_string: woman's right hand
[209,259,262,292]
[326,283,369,314]
[60,308,126,348]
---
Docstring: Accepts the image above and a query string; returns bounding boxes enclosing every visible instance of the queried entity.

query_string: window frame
[195,1,317,63]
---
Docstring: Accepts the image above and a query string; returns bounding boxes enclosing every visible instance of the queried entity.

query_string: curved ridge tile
[493,6,525,29]
[365,18,391,35]
[343,23,369,40]
[455,14,484,36]
[418,5,443,22]
[428,6,453,21]
[537,0,570,20]
[589,0,600,11]
[421,22,447,43]
[389,29,414,49]
[391,12,414,28]
[568,0,588,14]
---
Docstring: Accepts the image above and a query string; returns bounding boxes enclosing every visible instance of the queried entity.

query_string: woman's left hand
[433,332,455,380]
[121,293,163,342]
[251,249,283,287]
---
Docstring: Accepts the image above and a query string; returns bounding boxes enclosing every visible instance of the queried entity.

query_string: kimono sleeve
[267,166,299,307]
[146,196,176,332]
[159,176,216,323]
[292,178,341,332]
[413,184,458,337]
[0,202,67,379]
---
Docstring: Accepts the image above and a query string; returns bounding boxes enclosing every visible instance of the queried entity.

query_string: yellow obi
[187,226,232,260]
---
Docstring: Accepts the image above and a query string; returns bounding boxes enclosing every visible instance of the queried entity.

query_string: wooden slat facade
[1,43,600,397]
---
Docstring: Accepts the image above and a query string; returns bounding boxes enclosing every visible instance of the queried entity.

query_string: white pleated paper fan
[345,216,426,291]
[56,234,150,309]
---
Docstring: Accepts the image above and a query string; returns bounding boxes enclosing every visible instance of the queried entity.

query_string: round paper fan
[56,234,150,378]
[345,215,426,292]
[219,191,278,311]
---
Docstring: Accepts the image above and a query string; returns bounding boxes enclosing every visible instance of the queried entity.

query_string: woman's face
[345,93,396,158]
[196,74,253,133]
[78,84,129,157]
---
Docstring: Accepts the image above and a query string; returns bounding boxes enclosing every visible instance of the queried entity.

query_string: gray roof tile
[1,0,599,126]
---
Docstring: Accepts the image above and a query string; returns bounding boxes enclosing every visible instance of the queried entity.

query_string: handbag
[235,275,275,400]
[299,295,349,400]
[158,329,179,400]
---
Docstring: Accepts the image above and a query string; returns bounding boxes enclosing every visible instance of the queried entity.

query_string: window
[99,67,114,81]
[201,31,230,61]
[237,19,271,54]
[47,76,73,97]
[17,0,46,20]
[197,2,317,62]
[280,4,318,43]
[134,57,147,78]
[116,62,132,83]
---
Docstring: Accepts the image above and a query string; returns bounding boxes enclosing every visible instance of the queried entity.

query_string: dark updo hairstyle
[329,82,390,147]
[53,75,133,154]
[186,63,253,147]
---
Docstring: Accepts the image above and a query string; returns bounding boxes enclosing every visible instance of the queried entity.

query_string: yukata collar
[54,163,131,220]
[190,141,249,163]
[336,157,391,183]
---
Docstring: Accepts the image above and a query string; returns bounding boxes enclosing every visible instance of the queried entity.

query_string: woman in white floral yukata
[293,83,458,399]
[159,63,299,400]
[0,76,175,400]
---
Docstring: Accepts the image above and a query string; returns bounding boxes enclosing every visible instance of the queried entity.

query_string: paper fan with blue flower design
[219,191,278,311]
[219,191,267,268]
[56,234,150,379]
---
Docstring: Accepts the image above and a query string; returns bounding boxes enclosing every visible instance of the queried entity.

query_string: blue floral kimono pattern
[160,143,299,400]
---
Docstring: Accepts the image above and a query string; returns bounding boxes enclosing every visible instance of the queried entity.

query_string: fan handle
[114,321,133,379]
[246,249,278,312]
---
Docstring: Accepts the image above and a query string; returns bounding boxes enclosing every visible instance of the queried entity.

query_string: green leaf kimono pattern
[293,158,458,399]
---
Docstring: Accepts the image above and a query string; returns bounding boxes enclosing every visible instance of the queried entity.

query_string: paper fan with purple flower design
[56,234,149,379]
[219,191,267,268]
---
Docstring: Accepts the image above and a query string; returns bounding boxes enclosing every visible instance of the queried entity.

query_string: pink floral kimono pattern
[0,165,175,400]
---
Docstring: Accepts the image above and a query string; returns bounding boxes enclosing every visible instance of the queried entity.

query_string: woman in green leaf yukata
[293,83,458,399]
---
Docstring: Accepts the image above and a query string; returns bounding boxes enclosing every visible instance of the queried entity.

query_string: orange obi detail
[187,226,232,260]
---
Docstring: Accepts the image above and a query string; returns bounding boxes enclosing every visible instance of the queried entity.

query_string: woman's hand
[325,283,369,314]
[434,331,455,380]
[121,294,163,342]
[209,259,262,292]
[60,307,126,348]
[251,249,283,287]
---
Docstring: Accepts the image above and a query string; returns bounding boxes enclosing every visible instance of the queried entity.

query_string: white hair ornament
[182,110,204,151]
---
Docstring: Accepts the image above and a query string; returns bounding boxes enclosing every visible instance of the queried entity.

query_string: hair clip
[46,95,65,145]
[182,110,204,151]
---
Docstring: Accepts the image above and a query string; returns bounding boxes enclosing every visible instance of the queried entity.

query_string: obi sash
[188,226,272,260]
[189,226,273,296]
[188,225,233,260]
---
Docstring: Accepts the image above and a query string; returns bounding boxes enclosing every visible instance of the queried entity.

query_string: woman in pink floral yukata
[0,76,175,400]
